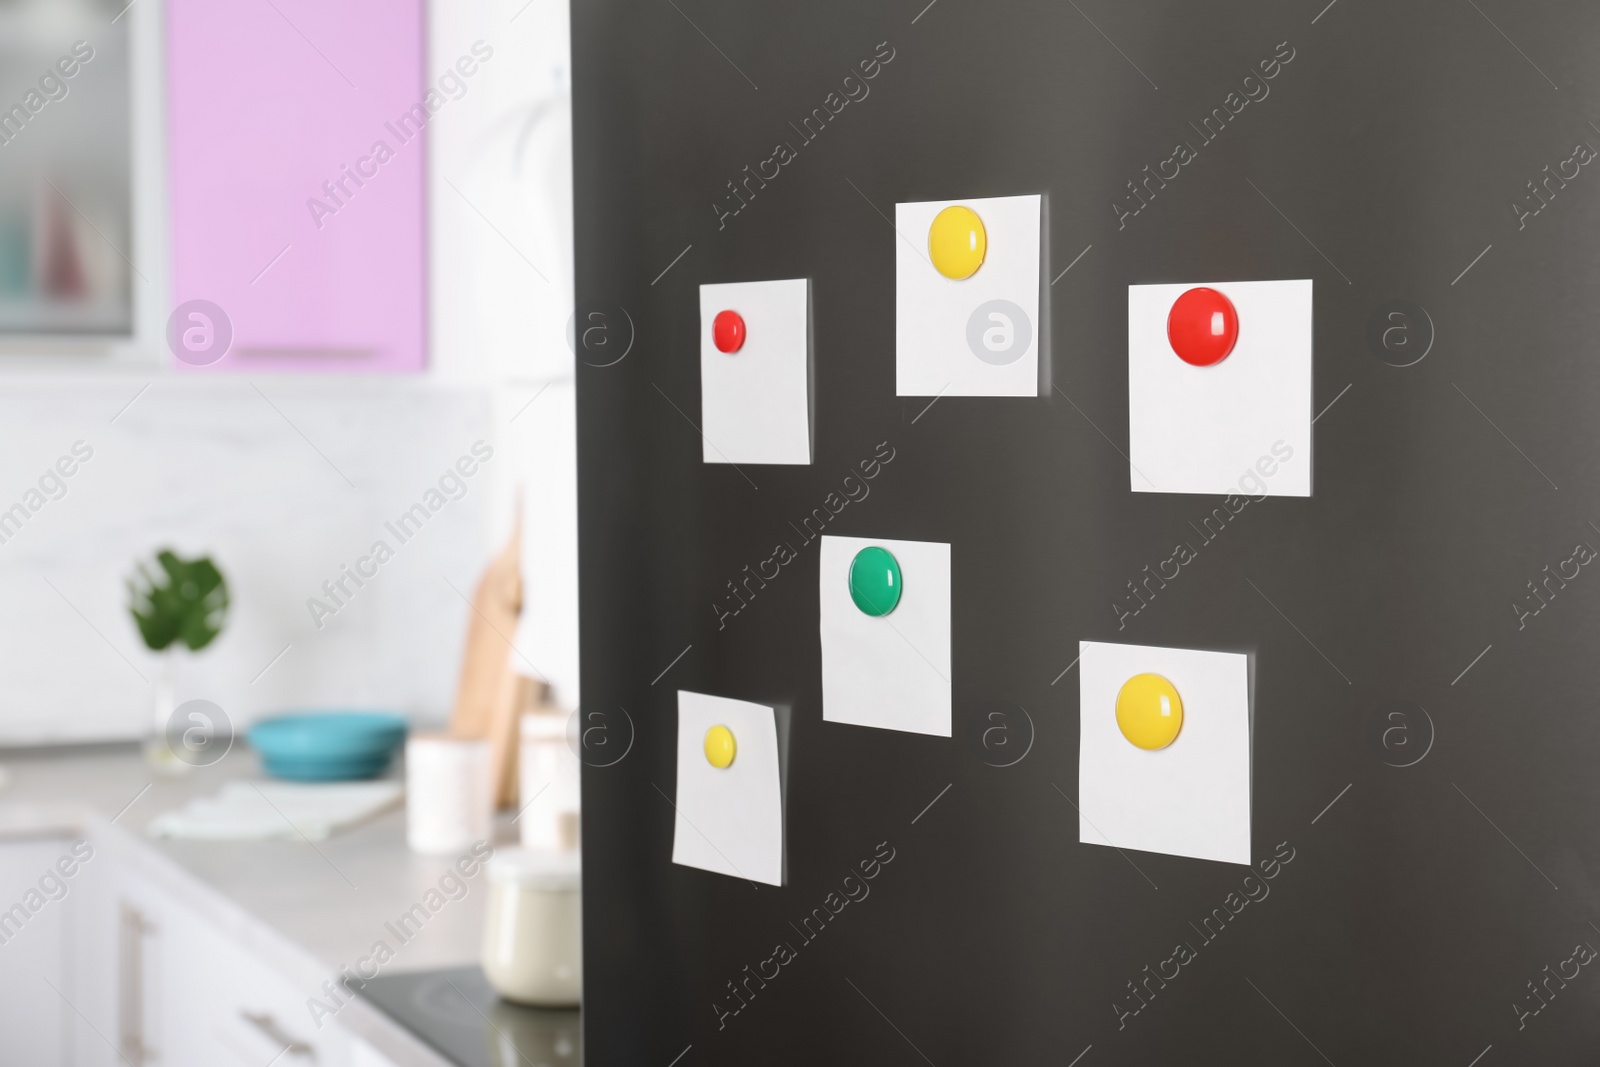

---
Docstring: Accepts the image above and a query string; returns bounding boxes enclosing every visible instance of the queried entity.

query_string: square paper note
[1127,279,1312,496]
[699,278,811,465]
[896,195,1042,397]
[672,691,785,885]
[1078,641,1251,866]
[819,535,951,737]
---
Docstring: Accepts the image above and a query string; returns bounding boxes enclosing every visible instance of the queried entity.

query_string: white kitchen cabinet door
[66,849,350,1067]
[0,837,73,1064]
[96,857,230,1066]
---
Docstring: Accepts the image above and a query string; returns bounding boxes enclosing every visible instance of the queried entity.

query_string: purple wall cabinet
[166,0,426,371]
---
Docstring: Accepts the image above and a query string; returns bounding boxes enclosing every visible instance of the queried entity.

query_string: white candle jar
[481,849,581,1006]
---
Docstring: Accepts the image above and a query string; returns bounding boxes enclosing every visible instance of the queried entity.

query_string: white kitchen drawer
[348,1035,405,1067]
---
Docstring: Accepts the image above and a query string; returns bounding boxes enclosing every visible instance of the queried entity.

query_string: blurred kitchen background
[0,0,586,1063]
[0,0,579,741]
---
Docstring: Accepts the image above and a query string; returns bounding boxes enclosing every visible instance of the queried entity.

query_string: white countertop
[0,743,514,1067]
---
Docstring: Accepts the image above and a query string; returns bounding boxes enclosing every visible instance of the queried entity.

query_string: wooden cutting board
[445,505,544,808]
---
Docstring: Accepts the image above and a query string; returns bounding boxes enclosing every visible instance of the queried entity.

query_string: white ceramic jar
[405,735,493,854]
[518,711,581,851]
[481,849,581,1006]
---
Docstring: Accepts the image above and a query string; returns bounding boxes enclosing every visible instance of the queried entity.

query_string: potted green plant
[127,550,229,772]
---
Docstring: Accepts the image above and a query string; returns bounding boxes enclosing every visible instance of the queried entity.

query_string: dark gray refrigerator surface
[571,1,1600,1062]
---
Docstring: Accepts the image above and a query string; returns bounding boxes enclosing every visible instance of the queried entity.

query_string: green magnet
[849,546,902,617]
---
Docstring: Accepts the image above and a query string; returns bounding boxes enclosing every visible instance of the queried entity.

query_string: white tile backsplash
[0,378,508,744]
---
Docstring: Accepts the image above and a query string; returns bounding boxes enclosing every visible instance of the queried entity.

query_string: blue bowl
[247,711,408,781]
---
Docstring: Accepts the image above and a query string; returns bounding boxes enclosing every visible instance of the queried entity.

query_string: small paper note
[698,278,811,465]
[896,194,1043,397]
[819,535,952,737]
[1127,279,1312,496]
[1078,640,1251,865]
[672,691,785,885]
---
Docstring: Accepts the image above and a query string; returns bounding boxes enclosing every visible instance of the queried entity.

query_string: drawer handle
[119,904,156,1066]
[241,1012,316,1060]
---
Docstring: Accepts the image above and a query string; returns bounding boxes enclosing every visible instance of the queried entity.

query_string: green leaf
[127,550,229,652]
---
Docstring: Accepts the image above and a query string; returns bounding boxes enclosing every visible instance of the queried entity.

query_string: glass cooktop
[357,966,580,1067]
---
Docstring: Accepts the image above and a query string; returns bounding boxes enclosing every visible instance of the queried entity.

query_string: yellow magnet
[704,724,736,768]
[1115,673,1184,751]
[928,205,987,280]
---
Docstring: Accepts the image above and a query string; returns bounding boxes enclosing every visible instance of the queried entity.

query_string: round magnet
[712,310,746,353]
[928,205,987,280]
[704,724,736,768]
[1167,287,1238,366]
[1115,673,1184,751]
[848,546,902,617]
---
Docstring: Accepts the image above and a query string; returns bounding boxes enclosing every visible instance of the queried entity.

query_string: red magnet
[712,310,746,354]
[1167,287,1238,367]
